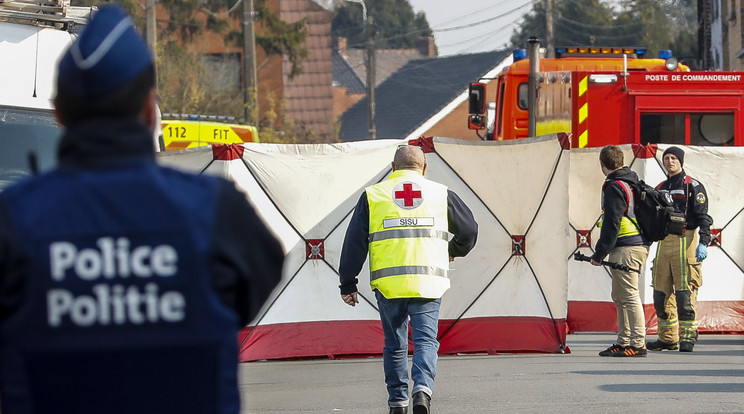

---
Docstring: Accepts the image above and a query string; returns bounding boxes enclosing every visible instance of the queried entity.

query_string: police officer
[339,145,478,414]
[646,146,712,353]
[0,6,283,413]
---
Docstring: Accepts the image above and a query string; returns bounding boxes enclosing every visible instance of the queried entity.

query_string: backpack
[613,179,686,242]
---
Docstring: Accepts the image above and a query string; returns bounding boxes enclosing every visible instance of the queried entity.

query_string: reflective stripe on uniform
[370,265,448,281]
[369,228,449,243]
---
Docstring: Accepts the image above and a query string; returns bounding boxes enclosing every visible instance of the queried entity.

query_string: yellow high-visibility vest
[366,169,450,299]
[598,180,641,238]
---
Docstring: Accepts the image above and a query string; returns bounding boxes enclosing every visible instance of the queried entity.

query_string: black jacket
[656,170,712,245]
[591,167,647,262]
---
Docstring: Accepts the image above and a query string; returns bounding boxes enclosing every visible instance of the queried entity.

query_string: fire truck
[468,42,744,147]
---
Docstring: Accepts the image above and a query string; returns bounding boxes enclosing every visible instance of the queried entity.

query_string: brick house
[157,0,336,140]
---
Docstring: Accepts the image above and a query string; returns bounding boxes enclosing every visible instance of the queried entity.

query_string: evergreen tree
[509,0,698,64]
[332,0,433,50]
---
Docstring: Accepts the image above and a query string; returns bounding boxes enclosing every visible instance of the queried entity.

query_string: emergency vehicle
[468,44,744,147]
[0,0,93,190]
[161,115,259,151]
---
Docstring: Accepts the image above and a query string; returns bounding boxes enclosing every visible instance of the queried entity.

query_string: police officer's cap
[57,5,153,99]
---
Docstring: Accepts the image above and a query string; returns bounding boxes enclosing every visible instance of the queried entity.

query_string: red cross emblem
[393,182,423,209]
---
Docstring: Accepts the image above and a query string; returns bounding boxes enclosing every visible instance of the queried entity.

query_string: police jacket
[656,170,712,245]
[591,167,648,262]
[0,117,284,414]
[339,169,478,296]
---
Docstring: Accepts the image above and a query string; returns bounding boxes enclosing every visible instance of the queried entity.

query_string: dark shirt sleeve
[338,192,369,295]
[688,181,713,245]
[211,181,284,327]
[591,182,627,262]
[447,190,478,258]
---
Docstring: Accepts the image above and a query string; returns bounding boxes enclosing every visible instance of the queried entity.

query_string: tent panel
[431,136,562,234]
[157,145,214,172]
[258,260,380,325]
[438,316,568,354]
[239,320,384,361]
[696,249,744,301]
[458,260,553,319]
[525,151,570,318]
[238,315,570,362]
[241,140,400,236]
[568,248,613,301]
[567,301,617,333]
[218,159,300,254]
[433,184,514,318]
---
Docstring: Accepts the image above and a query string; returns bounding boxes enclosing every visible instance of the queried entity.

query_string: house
[154,0,336,141]
[332,36,437,119]
[338,50,512,142]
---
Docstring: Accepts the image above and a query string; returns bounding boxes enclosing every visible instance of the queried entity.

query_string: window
[640,113,734,146]
[518,82,528,110]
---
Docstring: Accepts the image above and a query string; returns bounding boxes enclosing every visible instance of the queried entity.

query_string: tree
[509,0,698,63]
[72,0,312,142]
[511,0,617,49]
[331,0,433,50]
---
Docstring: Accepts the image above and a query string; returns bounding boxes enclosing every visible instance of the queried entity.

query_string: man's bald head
[393,145,426,172]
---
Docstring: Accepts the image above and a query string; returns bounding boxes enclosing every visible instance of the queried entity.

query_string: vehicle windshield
[0,107,62,191]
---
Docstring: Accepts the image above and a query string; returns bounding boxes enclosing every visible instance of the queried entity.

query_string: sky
[407,0,535,56]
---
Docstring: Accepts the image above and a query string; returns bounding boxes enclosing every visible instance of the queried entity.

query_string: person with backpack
[590,145,651,357]
[646,146,712,353]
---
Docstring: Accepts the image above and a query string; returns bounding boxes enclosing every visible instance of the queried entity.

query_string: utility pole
[527,37,540,138]
[242,0,258,125]
[145,0,157,69]
[366,16,376,140]
[545,0,554,58]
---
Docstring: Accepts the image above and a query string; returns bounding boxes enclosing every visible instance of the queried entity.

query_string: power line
[557,15,643,30]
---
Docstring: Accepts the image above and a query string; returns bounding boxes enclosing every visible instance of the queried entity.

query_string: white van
[0,1,93,190]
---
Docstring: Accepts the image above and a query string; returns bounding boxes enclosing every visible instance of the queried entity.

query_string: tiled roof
[280,0,335,137]
[344,48,429,86]
[339,49,511,141]
[333,49,366,93]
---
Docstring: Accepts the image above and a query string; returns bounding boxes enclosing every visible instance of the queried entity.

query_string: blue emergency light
[513,49,527,61]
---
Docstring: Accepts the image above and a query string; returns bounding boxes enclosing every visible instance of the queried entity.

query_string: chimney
[336,37,347,56]
[416,36,437,57]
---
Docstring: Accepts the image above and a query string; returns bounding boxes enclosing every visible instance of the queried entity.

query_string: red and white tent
[568,144,744,334]
[158,135,572,361]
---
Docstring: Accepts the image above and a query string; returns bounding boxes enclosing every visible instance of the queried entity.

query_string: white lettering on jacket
[47,237,184,327]
[50,237,177,280]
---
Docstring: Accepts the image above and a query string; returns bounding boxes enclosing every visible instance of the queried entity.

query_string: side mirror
[468,82,486,115]
[468,114,485,130]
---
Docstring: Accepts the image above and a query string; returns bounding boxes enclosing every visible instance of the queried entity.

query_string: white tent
[158,135,572,361]
[568,144,744,334]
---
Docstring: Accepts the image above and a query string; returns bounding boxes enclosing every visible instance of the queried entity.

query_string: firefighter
[590,145,650,357]
[647,146,712,353]
[0,6,283,413]
[339,145,478,414]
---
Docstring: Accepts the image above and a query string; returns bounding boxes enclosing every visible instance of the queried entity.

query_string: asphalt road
[238,333,744,414]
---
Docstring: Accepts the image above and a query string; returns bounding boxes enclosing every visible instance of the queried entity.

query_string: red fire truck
[468,45,744,147]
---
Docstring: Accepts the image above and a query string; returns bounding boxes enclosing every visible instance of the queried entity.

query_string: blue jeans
[375,290,441,408]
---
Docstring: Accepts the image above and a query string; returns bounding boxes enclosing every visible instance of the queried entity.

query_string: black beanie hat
[663,146,684,166]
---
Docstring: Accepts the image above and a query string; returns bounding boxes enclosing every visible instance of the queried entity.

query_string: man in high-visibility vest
[339,145,478,414]
[590,145,650,357]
